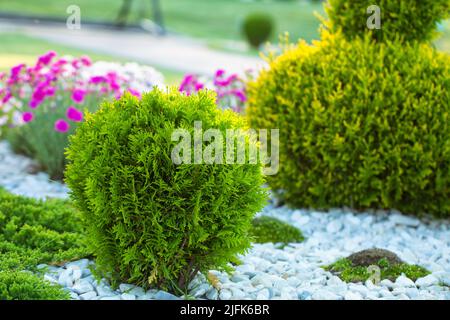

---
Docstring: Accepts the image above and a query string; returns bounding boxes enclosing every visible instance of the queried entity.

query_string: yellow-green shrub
[325,0,450,43]
[247,32,450,217]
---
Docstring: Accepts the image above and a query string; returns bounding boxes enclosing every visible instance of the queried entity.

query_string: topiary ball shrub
[325,0,450,43]
[0,271,70,300]
[247,32,450,218]
[65,89,267,294]
[250,216,304,245]
[242,13,274,48]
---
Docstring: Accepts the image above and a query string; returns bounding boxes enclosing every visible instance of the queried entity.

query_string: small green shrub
[65,89,267,294]
[325,0,450,43]
[242,13,274,48]
[0,187,89,271]
[0,271,70,300]
[250,216,304,244]
[324,258,430,283]
[247,32,450,218]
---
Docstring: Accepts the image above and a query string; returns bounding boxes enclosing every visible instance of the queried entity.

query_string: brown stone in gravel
[347,248,403,267]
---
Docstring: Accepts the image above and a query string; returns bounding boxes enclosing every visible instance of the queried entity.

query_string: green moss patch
[324,257,430,283]
[249,216,304,245]
[0,271,70,300]
[0,187,90,299]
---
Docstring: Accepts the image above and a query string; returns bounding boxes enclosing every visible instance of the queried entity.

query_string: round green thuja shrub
[242,13,274,48]
[247,32,450,218]
[65,89,267,293]
[325,0,450,43]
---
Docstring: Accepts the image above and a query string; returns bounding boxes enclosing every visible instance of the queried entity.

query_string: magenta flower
[45,87,56,97]
[179,74,204,95]
[232,89,247,103]
[8,64,25,84]
[195,83,204,91]
[71,59,81,69]
[80,56,92,67]
[2,91,12,104]
[127,89,141,99]
[72,88,87,104]
[22,112,34,123]
[54,119,70,133]
[54,58,68,67]
[89,76,107,84]
[11,64,25,77]
[66,106,83,122]
[215,69,225,78]
[214,74,238,87]
[29,99,41,109]
[29,88,46,108]
[179,74,195,92]
[37,51,57,66]
[109,80,120,92]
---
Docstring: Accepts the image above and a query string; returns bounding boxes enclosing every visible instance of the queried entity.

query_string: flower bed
[0,51,164,179]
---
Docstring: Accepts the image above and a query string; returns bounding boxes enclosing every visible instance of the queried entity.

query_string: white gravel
[1,140,449,300]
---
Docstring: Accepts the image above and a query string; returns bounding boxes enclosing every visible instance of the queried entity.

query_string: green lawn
[0,33,183,84]
[0,0,325,43]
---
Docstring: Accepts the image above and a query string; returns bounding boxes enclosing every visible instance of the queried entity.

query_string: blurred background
[0,0,449,84]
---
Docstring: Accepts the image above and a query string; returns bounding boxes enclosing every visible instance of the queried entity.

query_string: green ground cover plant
[249,216,304,245]
[0,271,70,300]
[325,257,430,283]
[0,187,89,299]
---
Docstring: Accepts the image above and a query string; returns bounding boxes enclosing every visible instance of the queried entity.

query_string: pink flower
[215,69,225,78]
[179,74,195,92]
[109,80,120,91]
[127,88,141,99]
[29,99,42,109]
[66,106,83,122]
[89,76,107,84]
[232,89,247,103]
[22,112,34,123]
[2,91,12,104]
[8,64,25,84]
[54,119,70,133]
[45,87,56,97]
[54,58,68,67]
[29,87,46,108]
[214,74,238,87]
[37,51,57,66]
[80,56,92,67]
[179,74,204,95]
[195,83,204,91]
[11,63,25,76]
[72,88,87,104]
